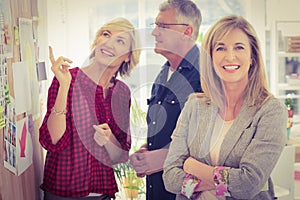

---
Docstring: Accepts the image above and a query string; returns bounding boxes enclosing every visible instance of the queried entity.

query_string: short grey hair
[159,0,202,40]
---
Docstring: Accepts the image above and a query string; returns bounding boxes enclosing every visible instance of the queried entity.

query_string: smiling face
[212,28,252,87]
[94,29,131,69]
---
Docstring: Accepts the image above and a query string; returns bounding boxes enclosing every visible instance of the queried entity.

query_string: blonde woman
[163,15,287,200]
[39,17,140,200]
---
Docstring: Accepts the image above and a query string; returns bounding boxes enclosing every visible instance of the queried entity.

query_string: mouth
[101,49,115,57]
[223,65,240,71]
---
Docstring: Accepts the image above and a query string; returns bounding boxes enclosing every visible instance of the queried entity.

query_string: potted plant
[285,97,295,117]
[114,161,145,199]
[114,97,147,199]
[285,97,295,140]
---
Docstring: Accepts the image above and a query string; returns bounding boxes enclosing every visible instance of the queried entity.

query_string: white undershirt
[210,114,234,166]
[198,114,234,200]
[167,68,175,81]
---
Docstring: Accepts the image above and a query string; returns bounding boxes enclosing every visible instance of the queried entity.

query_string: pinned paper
[14,26,19,46]
[36,61,47,81]
[4,84,10,104]
[12,61,31,115]
[27,114,34,134]
[0,105,5,129]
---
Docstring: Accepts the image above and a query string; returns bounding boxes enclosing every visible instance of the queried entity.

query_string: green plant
[114,160,145,199]
[285,97,295,118]
[129,97,147,152]
[285,97,295,110]
[114,97,147,199]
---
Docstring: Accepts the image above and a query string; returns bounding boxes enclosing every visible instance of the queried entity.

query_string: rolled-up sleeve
[39,77,72,152]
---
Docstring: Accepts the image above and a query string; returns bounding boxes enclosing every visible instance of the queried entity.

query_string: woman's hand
[93,123,112,146]
[49,46,73,88]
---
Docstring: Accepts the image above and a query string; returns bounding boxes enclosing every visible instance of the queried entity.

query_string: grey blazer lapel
[218,103,257,166]
[197,105,218,164]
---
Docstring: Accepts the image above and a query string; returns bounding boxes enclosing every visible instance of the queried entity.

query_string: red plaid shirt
[39,67,131,198]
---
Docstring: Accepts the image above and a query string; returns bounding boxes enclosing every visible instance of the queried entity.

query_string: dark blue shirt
[146,45,202,200]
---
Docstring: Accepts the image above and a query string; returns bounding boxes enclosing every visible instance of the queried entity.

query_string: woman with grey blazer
[163,15,287,200]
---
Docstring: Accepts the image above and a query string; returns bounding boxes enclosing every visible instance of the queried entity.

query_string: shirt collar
[77,69,118,93]
[163,44,200,71]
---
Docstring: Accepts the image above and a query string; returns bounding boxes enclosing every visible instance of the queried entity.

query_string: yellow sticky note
[14,26,19,46]
[0,106,5,129]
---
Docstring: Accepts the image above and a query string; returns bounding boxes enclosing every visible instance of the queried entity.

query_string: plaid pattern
[39,67,131,198]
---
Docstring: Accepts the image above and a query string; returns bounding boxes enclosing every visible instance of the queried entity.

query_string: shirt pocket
[164,94,180,106]
[147,96,155,105]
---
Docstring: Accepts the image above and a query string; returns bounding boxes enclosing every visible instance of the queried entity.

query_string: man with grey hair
[130,0,202,199]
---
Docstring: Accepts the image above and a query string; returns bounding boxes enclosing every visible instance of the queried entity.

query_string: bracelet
[51,107,67,115]
[181,173,201,199]
[213,166,230,196]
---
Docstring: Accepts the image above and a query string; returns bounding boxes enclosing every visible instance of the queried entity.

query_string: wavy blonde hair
[199,15,272,109]
[90,17,141,77]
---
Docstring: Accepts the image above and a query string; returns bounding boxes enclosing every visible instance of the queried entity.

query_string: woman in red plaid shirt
[39,17,140,200]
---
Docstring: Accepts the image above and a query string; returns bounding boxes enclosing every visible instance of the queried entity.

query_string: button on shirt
[146,45,202,200]
[39,67,131,198]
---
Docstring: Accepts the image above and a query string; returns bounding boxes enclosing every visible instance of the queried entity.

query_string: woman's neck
[220,84,247,121]
[82,63,117,98]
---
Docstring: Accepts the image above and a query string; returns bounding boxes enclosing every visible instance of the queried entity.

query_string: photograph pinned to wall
[3,98,16,174]
[18,18,39,118]
[0,0,13,57]
[0,61,7,129]
[3,114,33,175]
[3,140,16,174]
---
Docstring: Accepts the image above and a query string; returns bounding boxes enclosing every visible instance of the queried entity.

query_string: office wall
[0,0,46,199]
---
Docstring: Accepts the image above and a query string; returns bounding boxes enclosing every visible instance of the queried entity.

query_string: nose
[103,37,115,49]
[151,26,160,36]
[225,49,236,60]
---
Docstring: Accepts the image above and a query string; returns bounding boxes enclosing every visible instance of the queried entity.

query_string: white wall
[266,0,300,24]
[245,0,266,62]
[46,0,90,68]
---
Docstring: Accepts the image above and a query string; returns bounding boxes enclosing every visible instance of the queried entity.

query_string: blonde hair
[199,15,272,109]
[90,17,141,77]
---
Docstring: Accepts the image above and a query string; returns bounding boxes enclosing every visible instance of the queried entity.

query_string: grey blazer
[163,94,287,200]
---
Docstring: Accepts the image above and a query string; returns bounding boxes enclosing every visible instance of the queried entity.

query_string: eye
[102,31,111,38]
[155,22,168,29]
[117,38,125,45]
[215,46,225,51]
[160,24,168,29]
[235,45,245,50]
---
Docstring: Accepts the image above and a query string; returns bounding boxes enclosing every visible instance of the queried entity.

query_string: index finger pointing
[49,46,55,64]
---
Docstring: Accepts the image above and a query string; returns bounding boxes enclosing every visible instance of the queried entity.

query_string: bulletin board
[0,0,44,199]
